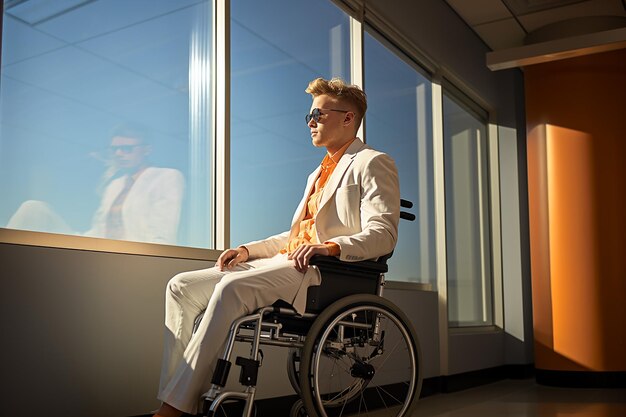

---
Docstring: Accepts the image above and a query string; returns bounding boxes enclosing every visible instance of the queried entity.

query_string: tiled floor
[402,378,626,417]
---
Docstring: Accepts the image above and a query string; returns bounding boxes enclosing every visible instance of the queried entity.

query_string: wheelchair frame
[198,202,421,417]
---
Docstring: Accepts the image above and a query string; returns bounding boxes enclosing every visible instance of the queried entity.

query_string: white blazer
[85,167,184,244]
[244,138,400,262]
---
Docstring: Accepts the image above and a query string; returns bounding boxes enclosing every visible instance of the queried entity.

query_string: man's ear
[343,111,355,127]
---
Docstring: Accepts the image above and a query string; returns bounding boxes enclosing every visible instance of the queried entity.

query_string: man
[6,126,184,244]
[84,127,184,244]
[154,77,400,417]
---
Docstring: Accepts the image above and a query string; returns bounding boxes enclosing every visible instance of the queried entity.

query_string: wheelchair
[198,200,422,417]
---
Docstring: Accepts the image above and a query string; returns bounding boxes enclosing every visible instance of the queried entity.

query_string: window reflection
[0,0,213,247]
[7,125,185,244]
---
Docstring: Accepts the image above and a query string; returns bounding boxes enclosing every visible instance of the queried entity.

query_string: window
[230,0,352,245]
[364,31,436,286]
[443,91,493,326]
[1,0,499,301]
[1,0,213,248]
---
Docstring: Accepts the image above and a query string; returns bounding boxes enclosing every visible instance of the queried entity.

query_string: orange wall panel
[525,49,626,372]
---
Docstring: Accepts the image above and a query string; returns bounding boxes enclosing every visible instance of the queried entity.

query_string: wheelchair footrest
[236,356,260,386]
[211,359,231,387]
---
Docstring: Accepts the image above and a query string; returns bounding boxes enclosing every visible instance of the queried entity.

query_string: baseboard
[448,364,535,392]
[536,369,626,388]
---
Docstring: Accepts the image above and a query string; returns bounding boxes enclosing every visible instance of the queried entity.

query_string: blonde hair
[305,77,367,128]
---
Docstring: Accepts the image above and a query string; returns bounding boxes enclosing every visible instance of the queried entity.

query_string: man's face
[110,135,148,170]
[308,94,352,152]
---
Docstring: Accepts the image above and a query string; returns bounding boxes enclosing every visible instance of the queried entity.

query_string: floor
[400,378,626,417]
[191,378,626,417]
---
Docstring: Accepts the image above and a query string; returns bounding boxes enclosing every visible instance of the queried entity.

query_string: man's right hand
[216,246,249,271]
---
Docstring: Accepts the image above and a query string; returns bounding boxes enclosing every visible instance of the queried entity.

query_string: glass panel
[230,0,351,245]
[1,0,214,248]
[443,93,493,326]
[364,31,436,287]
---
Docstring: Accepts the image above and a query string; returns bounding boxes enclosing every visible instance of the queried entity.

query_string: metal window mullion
[213,0,230,250]
[416,83,430,282]
[476,127,488,323]
[489,122,504,329]
[432,73,449,376]
[349,12,364,141]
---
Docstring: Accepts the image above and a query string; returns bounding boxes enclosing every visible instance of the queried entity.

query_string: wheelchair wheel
[299,294,421,417]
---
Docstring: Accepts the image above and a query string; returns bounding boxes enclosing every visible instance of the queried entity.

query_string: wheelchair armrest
[309,255,388,275]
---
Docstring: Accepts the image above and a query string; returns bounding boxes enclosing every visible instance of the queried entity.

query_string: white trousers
[157,254,319,414]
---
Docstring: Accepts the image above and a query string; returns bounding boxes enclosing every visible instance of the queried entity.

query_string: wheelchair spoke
[358,388,370,415]
[338,393,349,417]
[375,384,404,406]
[370,337,403,369]
[375,385,390,409]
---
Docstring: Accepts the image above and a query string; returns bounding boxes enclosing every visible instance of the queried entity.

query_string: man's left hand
[288,244,330,273]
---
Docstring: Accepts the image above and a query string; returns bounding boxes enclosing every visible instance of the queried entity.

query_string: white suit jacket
[244,138,400,262]
[85,167,184,244]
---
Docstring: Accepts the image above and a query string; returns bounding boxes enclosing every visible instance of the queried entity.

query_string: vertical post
[432,73,449,377]
[350,11,365,141]
[214,0,230,250]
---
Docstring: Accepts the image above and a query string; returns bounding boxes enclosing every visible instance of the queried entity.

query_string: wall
[0,243,210,416]
[525,48,626,373]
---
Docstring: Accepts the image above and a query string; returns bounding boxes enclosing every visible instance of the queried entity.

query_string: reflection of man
[154,78,400,417]
[6,127,184,245]
[84,128,184,244]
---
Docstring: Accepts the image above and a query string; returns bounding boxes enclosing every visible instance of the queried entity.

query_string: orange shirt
[281,139,355,257]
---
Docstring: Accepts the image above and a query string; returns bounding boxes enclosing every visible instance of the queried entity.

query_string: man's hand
[288,244,330,273]
[216,246,249,271]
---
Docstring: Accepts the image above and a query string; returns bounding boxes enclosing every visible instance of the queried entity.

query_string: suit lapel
[317,139,366,211]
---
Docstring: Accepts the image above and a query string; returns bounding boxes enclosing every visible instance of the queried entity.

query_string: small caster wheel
[290,399,307,417]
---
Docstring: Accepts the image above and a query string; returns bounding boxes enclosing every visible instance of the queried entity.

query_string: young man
[155,77,400,417]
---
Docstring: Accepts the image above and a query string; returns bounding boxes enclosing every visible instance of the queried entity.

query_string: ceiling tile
[446,0,513,25]
[473,18,528,50]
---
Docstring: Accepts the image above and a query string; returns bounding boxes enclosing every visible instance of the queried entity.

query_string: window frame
[0,0,223,260]
[442,86,494,327]
[440,78,503,331]
[0,1,503,307]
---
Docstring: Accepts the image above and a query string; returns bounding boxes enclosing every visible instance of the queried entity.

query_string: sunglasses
[110,145,141,154]
[305,108,349,125]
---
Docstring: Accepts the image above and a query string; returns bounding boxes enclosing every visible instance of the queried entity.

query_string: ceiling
[445,0,626,51]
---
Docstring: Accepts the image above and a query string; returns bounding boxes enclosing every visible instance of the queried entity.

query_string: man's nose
[308,118,317,128]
